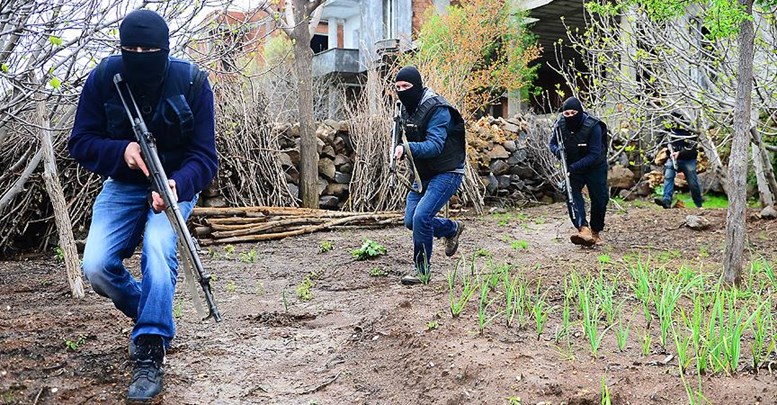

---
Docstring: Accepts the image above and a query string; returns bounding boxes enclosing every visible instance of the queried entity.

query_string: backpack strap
[186,63,208,106]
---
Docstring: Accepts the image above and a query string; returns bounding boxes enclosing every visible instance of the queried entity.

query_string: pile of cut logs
[190,206,403,245]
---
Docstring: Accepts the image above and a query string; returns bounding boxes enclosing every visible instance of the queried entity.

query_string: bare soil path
[1,202,776,404]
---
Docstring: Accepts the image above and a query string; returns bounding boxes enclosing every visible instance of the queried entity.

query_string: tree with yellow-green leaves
[403,0,541,120]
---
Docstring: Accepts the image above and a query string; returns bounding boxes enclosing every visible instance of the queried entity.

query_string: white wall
[343,16,360,49]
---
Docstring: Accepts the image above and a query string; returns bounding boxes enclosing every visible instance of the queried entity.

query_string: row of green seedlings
[563,257,777,405]
[446,256,549,337]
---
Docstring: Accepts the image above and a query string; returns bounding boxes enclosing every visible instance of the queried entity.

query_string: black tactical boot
[127,334,165,402]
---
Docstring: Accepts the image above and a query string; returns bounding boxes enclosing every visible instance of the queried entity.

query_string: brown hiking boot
[444,220,465,257]
[570,226,595,247]
[592,231,603,246]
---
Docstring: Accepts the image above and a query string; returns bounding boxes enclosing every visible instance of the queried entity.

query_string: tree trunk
[722,0,755,287]
[752,143,774,207]
[37,100,84,298]
[750,126,777,201]
[292,0,319,209]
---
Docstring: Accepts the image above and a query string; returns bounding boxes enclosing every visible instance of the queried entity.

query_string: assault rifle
[112,73,221,322]
[553,123,577,222]
[389,100,423,194]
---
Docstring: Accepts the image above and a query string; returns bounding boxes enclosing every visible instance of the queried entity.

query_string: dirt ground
[1,201,776,405]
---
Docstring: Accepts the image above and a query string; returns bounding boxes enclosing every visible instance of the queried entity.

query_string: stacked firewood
[190,206,403,245]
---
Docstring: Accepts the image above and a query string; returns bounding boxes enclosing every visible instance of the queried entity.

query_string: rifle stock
[112,73,221,322]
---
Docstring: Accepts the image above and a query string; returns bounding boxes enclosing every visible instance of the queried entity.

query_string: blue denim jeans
[404,172,463,274]
[566,162,609,232]
[663,159,703,208]
[82,178,196,347]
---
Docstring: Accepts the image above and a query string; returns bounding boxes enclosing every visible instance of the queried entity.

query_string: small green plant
[296,277,314,301]
[476,280,498,335]
[238,249,258,263]
[474,247,491,257]
[281,290,290,312]
[425,320,439,331]
[319,240,334,253]
[671,323,692,374]
[642,331,652,356]
[530,282,550,340]
[54,246,65,262]
[369,267,388,277]
[224,244,236,259]
[597,254,611,265]
[614,316,631,352]
[555,297,572,343]
[447,258,478,317]
[600,376,612,405]
[206,247,219,259]
[173,301,183,319]
[64,334,87,351]
[750,297,773,372]
[256,281,266,296]
[506,396,522,405]
[225,280,237,293]
[510,239,529,250]
[351,239,387,260]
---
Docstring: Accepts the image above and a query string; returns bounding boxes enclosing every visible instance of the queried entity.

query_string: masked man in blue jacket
[549,97,609,246]
[68,10,217,401]
[393,66,466,285]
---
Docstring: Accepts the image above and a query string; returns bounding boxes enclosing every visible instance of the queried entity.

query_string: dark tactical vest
[400,91,466,179]
[557,114,608,168]
[95,55,207,177]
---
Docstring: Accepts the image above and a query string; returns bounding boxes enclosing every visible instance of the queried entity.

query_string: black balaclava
[119,10,170,96]
[395,66,424,114]
[561,96,585,132]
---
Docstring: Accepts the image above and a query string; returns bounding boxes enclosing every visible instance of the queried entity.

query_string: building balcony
[312,48,362,77]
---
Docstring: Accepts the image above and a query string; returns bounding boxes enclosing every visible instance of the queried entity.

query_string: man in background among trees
[654,112,703,209]
[549,96,609,247]
[393,66,466,285]
[67,9,217,401]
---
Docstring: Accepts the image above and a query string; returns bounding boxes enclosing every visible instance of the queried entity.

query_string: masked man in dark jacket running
[68,9,217,401]
[393,66,466,285]
[549,97,609,246]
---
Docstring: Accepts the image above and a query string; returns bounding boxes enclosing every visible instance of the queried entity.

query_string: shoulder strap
[187,63,208,106]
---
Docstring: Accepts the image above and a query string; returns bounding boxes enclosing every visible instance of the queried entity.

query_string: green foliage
[587,0,758,39]
[425,320,439,331]
[474,247,491,257]
[225,280,237,293]
[405,0,539,116]
[54,246,65,262]
[48,35,63,46]
[369,266,388,277]
[238,249,258,263]
[296,277,313,301]
[319,240,334,253]
[351,239,387,260]
[64,334,87,351]
[224,244,236,259]
[264,34,293,66]
[173,301,183,319]
[510,239,529,250]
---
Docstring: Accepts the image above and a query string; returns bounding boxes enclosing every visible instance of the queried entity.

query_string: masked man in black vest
[654,112,703,209]
[68,10,217,401]
[549,97,609,246]
[393,66,466,285]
